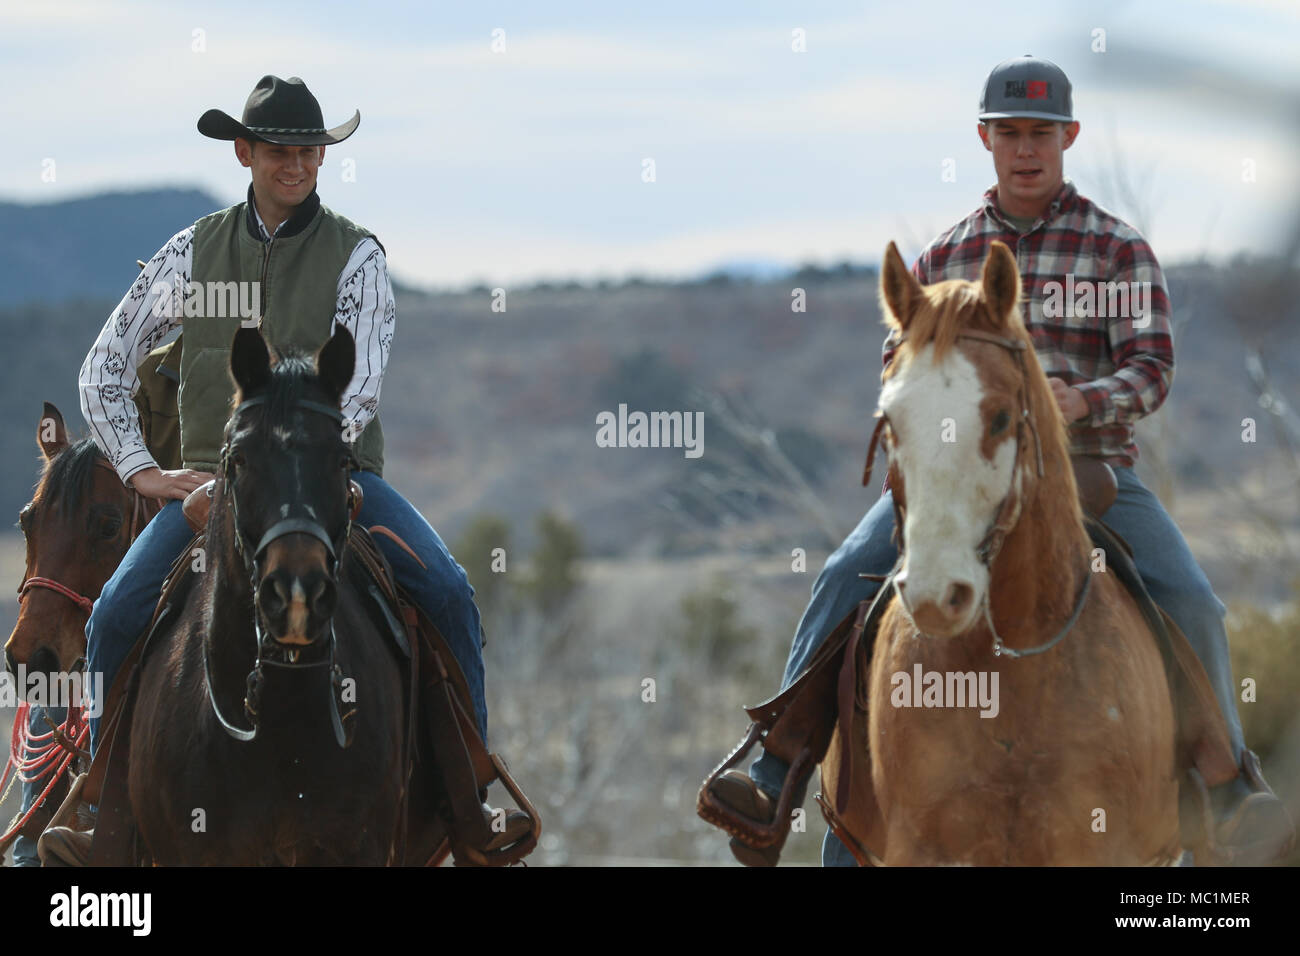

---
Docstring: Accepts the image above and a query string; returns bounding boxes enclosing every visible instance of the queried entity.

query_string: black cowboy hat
[197,75,360,145]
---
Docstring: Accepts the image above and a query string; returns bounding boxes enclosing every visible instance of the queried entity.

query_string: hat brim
[197,108,360,145]
[979,110,1073,123]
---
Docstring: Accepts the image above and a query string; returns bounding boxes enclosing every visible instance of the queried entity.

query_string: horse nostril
[257,575,290,620]
[28,644,59,680]
[946,581,975,615]
[311,577,337,619]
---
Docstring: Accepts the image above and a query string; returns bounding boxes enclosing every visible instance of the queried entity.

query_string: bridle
[862,328,1091,659]
[221,395,354,584]
[16,457,157,620]
[204,393,358,747]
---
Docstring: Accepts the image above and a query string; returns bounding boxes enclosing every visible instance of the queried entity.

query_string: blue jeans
[755,466,1247,866]
[11,704,68,866]
[85,470,487,754]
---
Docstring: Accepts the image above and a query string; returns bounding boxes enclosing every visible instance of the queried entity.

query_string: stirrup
[1182,755,1296,866]
[450,755,542,867]
[697,722,811,849]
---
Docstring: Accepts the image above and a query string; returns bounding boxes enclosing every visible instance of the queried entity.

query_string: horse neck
[203,487,258,673]
[986,427,1091,650]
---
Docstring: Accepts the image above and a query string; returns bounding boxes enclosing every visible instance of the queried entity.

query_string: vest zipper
[260,234,275,323]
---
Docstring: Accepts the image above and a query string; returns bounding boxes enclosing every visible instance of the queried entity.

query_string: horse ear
[230,325,273,396]
[880,241,922,330]
[981,241,1021,327]
[316,323,355,406]
[38,401,68,460]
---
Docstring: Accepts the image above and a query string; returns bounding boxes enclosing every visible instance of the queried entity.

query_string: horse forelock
[884,279,1026,380]
[231,352,337,437]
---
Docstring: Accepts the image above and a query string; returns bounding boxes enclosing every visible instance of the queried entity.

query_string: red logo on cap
[1027,80,1048,99]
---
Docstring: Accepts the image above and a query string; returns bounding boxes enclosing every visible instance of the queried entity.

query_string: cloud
[2,1,1296,286]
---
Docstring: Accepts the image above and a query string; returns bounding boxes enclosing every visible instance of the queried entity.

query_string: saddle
[699,459,1242,861]
[82,508,540,867]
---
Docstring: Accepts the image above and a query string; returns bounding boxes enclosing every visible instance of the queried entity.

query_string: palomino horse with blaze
[2,404,162,858]
[820,241,1213,865]
[116,326,439,865]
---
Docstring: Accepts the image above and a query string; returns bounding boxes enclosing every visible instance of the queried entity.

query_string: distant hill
[0,187,223,308]
[0,186,1296,617]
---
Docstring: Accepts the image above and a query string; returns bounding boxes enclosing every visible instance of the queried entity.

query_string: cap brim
[197,108,360,145]
[979,110,1073,122]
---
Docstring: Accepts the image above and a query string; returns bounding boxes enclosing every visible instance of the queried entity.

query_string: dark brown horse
[821,242,1187,865]
[125,326,428,865]
[3,404,161,855]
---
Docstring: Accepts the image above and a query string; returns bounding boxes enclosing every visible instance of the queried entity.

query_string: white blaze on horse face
[881,344,1018,637]
[284,579,310,644]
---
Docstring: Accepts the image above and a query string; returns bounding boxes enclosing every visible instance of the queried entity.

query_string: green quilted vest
[181,193,385,475]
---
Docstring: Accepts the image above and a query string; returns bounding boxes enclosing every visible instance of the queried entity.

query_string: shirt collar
[242,183,322,242]
[982,178,1078,230]
[250,198,276,240]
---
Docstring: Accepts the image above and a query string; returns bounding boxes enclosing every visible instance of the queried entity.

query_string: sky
[1,0,1297,289]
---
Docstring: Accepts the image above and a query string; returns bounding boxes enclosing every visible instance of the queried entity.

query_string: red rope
[1,703,88,844]
[0,701,26,795]
[17,577,95,616]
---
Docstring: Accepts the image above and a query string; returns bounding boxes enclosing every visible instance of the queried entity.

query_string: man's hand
[128,467,212,501]
[1048,378,1089,423]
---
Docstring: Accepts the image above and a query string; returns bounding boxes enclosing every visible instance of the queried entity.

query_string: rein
[16,458,157,618]
[204,393,356,748]
[862,328,1091,659]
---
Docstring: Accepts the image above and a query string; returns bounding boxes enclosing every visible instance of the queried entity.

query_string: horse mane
[34,437,103,518]
[1015,323,1075,488]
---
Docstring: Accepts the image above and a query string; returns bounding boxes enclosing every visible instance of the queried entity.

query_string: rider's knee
[1159,579,1227,632]
[819,537,875,592]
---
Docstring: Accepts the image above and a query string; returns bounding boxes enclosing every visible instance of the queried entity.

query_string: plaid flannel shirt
[881,179,1173,469]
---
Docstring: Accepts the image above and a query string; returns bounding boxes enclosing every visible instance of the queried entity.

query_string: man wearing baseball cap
[703,56,1294,866]
[38,76,535,865]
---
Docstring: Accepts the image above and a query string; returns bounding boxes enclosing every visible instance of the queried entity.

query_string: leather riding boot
[480,802,533,852]
[1212,750,1295,865]
[37,826,94,867]
[1185,606,1296,862]
[705,770,787,866]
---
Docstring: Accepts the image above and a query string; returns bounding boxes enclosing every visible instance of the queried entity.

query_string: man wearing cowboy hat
[39,75,532,865]
[702,55,1294,867]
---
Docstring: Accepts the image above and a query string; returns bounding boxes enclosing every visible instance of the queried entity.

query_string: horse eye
[100,517,123,539]
[990,410,1011,436]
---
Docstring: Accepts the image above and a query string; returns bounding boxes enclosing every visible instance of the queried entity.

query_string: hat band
[245,125,328,134]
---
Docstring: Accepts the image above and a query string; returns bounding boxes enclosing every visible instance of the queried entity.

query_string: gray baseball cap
[979,55,1073,122]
